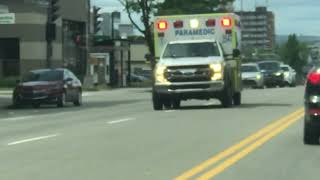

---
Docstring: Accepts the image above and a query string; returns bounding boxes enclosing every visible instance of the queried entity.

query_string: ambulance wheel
[153,92,163,111]
[233,92,241,106]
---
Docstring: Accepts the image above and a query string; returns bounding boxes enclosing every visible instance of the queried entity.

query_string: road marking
[82,92,91,97]
[108,118,136,125]
[0,95,10,98]
[1,116,34,121]
[203,102,216,106]
[7,134,60,146]
[197,110,304,179]
[175,108,304,180]
[165,110,176,113]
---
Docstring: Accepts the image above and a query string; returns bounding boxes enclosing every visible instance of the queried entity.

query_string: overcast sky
[92,0,320,36]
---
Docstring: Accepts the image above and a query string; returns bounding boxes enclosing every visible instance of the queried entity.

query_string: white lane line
[203,102,216,106]
[7,134,60,146]
[108,118,136,125]
[0,94,12,98]
[164,110,176,113]
[82,92,91,97]
[1,116,34,121]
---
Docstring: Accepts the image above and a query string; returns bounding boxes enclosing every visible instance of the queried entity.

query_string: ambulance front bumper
[154,81,224,95]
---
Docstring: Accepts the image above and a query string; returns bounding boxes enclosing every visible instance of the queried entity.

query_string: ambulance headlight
[275,72,282,76]
[155,65,169,83]
[210,63,223,81]
[256,74,262,80]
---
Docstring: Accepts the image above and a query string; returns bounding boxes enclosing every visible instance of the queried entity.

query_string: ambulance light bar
[206,19,216,27]
[157,20,168,31]
[174,20,183,28]
[221,17,232,28]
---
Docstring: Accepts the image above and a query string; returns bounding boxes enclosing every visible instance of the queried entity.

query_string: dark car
[304,67,320,144]
[257,61,285,87]
[13,68,82,108]
[130,73,148,83]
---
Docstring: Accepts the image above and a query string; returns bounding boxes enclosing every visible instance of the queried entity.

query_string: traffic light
[46,23,56,41]
[46,0,59,41]
[93,6,102,34]
[49,0,60,23]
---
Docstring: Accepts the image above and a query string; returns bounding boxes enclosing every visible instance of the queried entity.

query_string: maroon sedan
[13,68,82,108]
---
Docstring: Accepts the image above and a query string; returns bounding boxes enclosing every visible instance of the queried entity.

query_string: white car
[241,63,264,89]
[281,64,296,87]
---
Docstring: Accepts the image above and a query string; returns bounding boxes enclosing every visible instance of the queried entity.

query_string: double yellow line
[175,108,304,180]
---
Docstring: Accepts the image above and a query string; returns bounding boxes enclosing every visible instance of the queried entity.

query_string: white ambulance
[152,13,242,110]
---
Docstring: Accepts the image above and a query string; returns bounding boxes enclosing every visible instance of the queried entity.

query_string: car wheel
[221,83,233,108]
[304,123,319,145]
[32,103,40,108]
[279,83,286,88]
[163,100,172,109]
[73,90,82,106]
[57,92,66,108]
[172,100,181,109]
[12,95,21,108]
[233,92,241,106]
[152,92,163,111]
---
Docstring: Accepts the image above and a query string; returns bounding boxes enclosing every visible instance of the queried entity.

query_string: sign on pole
[0,13,15,24]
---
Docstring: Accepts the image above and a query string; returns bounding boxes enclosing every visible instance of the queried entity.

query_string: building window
[0,38,20,77]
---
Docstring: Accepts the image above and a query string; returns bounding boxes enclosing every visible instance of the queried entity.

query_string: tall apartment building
[237,7,275,51]
[0,0,88,79]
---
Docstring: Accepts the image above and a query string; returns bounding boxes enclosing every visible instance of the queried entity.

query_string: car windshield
[281,67,290,71]
[241,65,258,72]
[162,42,220,58]
[258,62,281,71]
[22,70,63,82]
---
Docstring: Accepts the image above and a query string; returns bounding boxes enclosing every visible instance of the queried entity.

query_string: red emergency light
[206,19,216,27]
[157,20,168,31]
[174,20,183,28]
[221,17,232,28]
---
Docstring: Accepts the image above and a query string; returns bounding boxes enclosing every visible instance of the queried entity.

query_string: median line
[175,108,304,180]
[197,110,304,179]
[108,118,136,125]
[1,116,34,122]
[7,134,60,146]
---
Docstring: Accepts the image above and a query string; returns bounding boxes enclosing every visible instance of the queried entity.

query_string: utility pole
[86,0,91,75]
[46,0,59,68]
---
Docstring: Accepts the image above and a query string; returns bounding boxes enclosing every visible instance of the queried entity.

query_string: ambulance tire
[172,100,181,109]
[221,82,233,108]
[233,92,241,106]
[153,92,163,111]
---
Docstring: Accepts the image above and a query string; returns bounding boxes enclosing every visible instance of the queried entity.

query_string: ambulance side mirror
[233,49,241,58]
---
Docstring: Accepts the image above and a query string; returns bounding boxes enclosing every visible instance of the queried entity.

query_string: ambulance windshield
[162,42,220,59]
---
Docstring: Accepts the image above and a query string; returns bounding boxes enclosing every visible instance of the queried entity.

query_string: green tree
[280,34,309,74]
[157,0,235,15]
[119,0,159,69]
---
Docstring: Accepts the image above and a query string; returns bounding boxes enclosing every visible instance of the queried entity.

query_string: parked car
[281,64,296,87]
[257,61,285,87]
[241,63,264,89]
[130,73,148,83]
[12,68,82,108]
[304,66,320,144]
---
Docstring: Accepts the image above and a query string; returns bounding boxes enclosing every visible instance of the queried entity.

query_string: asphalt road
[0,86,313,180]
